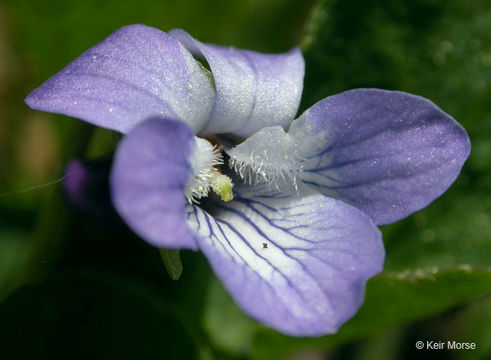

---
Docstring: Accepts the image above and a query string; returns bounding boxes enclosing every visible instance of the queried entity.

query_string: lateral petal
[111,118,198,249]
[290,89,471,225]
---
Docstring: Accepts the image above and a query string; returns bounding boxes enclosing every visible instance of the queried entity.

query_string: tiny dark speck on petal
[262,242,268,249]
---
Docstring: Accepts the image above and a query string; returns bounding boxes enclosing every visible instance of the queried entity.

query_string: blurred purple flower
[63,159,118,222]
[25,25,470,336]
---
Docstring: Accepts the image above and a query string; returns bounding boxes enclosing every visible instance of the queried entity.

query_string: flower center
[185,137,234,203]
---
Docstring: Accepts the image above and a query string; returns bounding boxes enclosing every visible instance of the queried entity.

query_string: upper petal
[169,29,304,138]
[111,117,198,249]
[187,184,384,336]
[25,25,215,134]
[289,89,471,225]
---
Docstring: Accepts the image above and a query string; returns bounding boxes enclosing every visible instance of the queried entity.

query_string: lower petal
[187,185,384,336]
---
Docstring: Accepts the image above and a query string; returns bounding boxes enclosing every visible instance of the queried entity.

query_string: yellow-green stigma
[185,137,235,204]
[211,173,234,202]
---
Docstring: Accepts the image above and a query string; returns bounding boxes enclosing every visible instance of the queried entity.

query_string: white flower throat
[185,128,304,204]
[228,126,304,192]
[185,137,234,204]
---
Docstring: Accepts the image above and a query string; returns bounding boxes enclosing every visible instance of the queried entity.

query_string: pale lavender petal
[169,29,304,138]
[289,89,471,225]
[25,25,215,134]
[111,117,197,249]
[187,184,384,336]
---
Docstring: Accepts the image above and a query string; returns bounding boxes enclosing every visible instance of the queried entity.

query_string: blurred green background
[0,0,490,359]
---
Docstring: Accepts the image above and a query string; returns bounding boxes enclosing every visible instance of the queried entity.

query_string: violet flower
[25,25,470,336]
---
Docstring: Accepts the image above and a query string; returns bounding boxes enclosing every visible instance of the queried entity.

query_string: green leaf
[160,249,184,280]
[0,270,198,360]
[251,270,491,360]
[447,297,491,360]
[203,276,257,356]
[0,228,29,301]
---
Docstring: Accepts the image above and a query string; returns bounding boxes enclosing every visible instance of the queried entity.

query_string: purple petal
[111,117,197,249]
[187,184,384,336]
[25,25,215,134]
[169,29,304,138]
[289,89,471,225]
